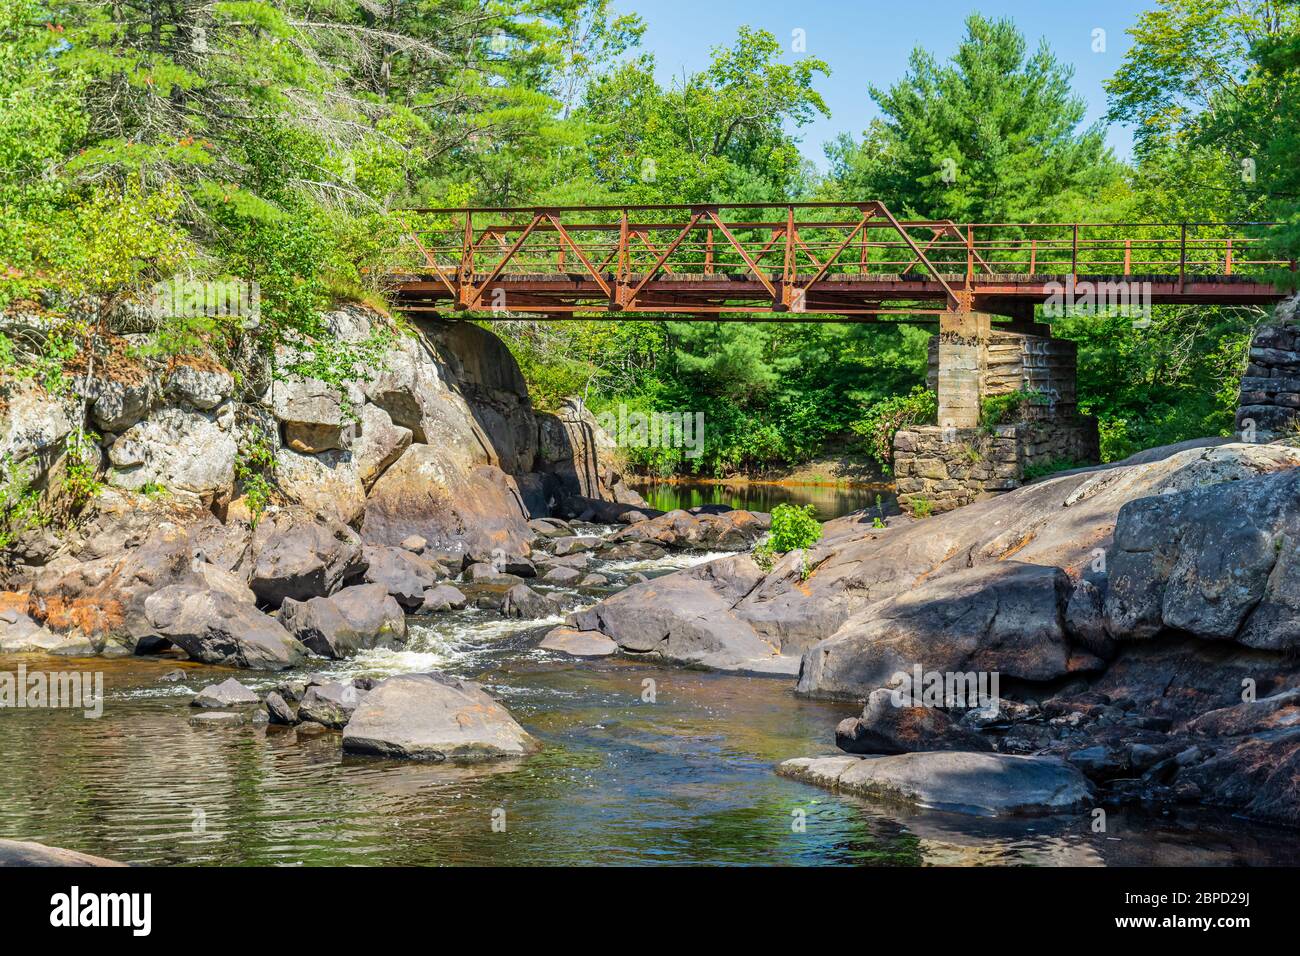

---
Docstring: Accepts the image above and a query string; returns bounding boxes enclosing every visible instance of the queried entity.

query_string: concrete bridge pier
[894,311,1100,515]
[935,311,991,429]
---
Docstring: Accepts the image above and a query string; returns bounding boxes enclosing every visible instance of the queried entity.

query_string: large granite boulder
[191,677,261,708]
[264,690,296,725]
[106,404,237,501]
[501,584,552,619]
[25,492,253,653]
[568,441,1300,680]
[362,545,442,608]
[299,680,366,728]
[419,584,468,612]
[542,566,583,585]
[1105,466,1300,650]
[569,554,798,675]
[353,402,411,490]
[0,381,72,476]
[246,507,365,606]
[274,448,366,526]
[796,561,1073,700]
[143,585,307,669]
[550,535,601,557]
[165,359,234,411]
[609,508,770,551]
[278,583,407,658]
[89,373,153,433]
[836,688,994,754]
[361,331,478,453]
[342,672,537,760]
[272,375,355,454]
[361,446,533,560]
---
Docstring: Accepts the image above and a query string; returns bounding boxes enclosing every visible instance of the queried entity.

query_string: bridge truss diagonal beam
[389,201,1293,322]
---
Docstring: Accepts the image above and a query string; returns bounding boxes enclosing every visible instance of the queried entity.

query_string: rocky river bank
[5,302,1300,861]
[561,438,1300,827]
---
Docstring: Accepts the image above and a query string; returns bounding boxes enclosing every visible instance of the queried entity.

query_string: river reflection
[2,629,1297,866]
[629,478,894,520]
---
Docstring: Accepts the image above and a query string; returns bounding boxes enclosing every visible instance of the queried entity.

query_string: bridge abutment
[895,316,1099,515]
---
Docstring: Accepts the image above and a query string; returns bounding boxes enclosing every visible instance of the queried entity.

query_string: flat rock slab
[540,627,617,657]
[0,839,125,867]
[342,672,537,761]
[778,751,1093,816]
[707,653,802,677]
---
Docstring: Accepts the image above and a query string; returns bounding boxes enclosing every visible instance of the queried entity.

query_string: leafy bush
[753,503,823,578]
[851,385,937,470]
[235,424,278,528]
[980,388,1044,431]
[62,429,102,510]
[871,493,887,528]
[0,454,42,548]
[767,503,823,553]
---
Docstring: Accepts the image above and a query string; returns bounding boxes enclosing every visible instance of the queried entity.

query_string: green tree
[1104,0,1298,227]
[1086,0,1300,458]
[826,14,1122,222]
[580,26,829,203]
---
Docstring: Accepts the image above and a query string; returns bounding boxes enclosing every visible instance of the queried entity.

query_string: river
[629,478,894,521]
[1,493,1296,866]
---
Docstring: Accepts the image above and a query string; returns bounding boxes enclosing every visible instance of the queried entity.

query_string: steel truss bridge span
[389,201,1291,321]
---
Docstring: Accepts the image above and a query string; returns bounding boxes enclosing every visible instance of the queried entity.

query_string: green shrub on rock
[851,386,937,471]
[755,502,823,573]
[768,503,823,553]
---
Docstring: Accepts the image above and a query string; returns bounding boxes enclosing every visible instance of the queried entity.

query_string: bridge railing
[394,203,1289,310]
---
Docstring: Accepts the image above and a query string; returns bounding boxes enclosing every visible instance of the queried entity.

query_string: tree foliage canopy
[4,1,1300,483]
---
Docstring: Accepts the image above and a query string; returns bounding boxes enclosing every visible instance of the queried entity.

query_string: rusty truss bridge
[388,201,1292,322]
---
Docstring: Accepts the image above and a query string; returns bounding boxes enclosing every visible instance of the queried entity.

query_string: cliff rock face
[535,397,642,505]
[0,305,625,652]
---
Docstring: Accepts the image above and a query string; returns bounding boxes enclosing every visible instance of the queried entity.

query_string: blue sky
[612,0,1143,170]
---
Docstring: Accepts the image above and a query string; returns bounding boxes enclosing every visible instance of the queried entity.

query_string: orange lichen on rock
[31,595,124,637]
[0,591,30,616]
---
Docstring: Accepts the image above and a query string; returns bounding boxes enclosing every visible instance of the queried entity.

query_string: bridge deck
[388,202,1292,320]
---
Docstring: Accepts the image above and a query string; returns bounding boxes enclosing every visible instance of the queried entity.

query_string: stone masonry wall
[894,421,1098,515]
[1236,312,1300,441]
